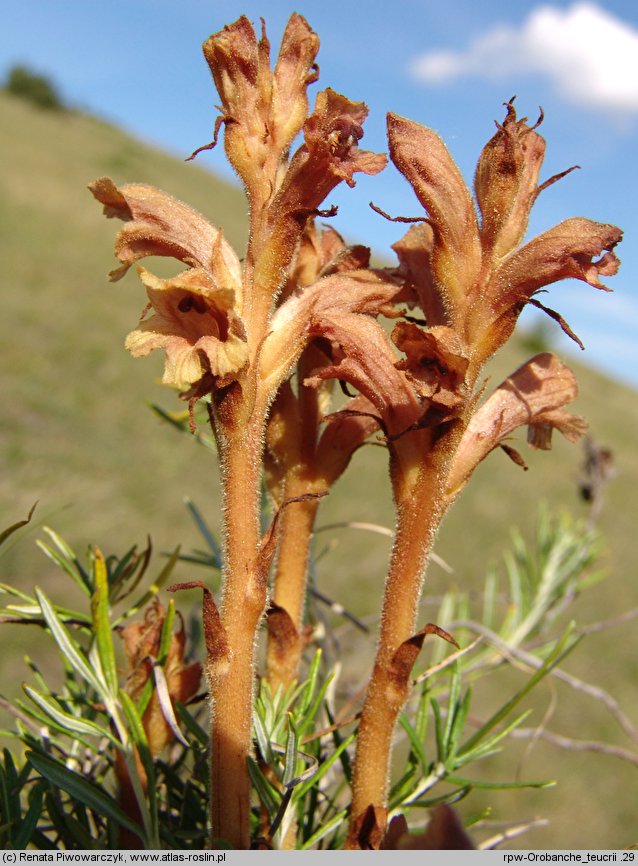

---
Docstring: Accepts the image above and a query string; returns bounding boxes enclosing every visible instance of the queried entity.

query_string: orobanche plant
[88,14,621,849]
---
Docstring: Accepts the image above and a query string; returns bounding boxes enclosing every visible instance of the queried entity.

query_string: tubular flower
[89,177,248,391]
[387,100,622,369]
[259,268,421,436]
[446,352,587,500]
[202,14,320,204]
[125,267,248,389]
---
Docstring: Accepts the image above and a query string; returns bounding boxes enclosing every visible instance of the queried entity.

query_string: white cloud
[410,3,638,114]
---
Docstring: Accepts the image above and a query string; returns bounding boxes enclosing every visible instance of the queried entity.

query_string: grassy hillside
[2,90,637,848]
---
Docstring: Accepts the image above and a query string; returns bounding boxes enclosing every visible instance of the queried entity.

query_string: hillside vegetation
[1,90,637,847]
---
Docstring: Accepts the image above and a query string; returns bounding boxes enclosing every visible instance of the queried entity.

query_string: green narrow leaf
[294,733,355,799]
[157,600,176,664]
[300,808,347,849]
[459,626,580,758]
[398,712,428,775]
[253,710,273,765]
[431,697,445,762]
[0,754,15,830]
[456,710,532,766]
[282,715,298,788]
[26,750,143,839]
[23,686,115,743]
[119,691,151,753]
[91,548,118,695]
[176,702,208,747]
[415,682,430,743]
[447,687,472,762]
[36,528,91,596]
[297,650,323,717]
[247,757,282,818]
[34,587,105,695]
[442,662,462,757]
[389,763,419,808]
[13,782,44,849]
[118,689,158,844]
[184,498,222,567]
[446,772,554,791]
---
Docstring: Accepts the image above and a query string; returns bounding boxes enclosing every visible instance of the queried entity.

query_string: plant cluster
[1,12,624,851]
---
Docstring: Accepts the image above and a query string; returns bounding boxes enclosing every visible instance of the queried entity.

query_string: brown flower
[202,14,320,203]
[126,267,247,389]
[446,352,587,500]
[89,178,248,390]
[387,101,622,368]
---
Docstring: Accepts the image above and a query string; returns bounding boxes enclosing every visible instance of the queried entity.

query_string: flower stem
[347,435,458,848]
[266,491,320,689]
[209,416,265,849]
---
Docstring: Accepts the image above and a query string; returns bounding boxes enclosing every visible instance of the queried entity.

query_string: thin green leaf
[151,404,217,453]
[247,757,282,818]
[91,548,118,695]
[26,750,143,839]
[34,588,105,695]
[0,602,91,626]
[447,773,554,790]
[37,527,91,596]
[415,682,430,743]
[398,712,428,775]
[114,692,158,843]
[442,662,462,757]
[119,690,151,756]
[253,710,274,766]
[447,687,472,762]
[184,499,222,567]
[110,540,152,602]
[300,808,347,849]
[297,671,334,738]
[23,686,115,743]
[0,583,38,604]
[175,702,208,747]
[459,626,580,758]
[13,782,44,849]
[298,650,323,717]
[0,758,14,830]
[456,710,532,766]
[282,715,298,789]
[295,733,355,799]
[388,762,419,808]
[157,599,176,664]
[431,697,445,761]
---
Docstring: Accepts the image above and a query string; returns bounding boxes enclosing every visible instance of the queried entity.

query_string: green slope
[2,90,637,848]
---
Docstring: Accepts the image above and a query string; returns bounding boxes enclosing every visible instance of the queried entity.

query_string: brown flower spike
[346,101,621,847]
[90,12,621,850]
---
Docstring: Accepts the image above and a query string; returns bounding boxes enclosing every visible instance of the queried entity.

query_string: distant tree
[520,315,556,354]
[4,64,65,110]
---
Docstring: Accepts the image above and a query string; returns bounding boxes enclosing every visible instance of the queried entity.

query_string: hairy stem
[347,432,460,848]
[209,418,265,849]
[266,492,320,689]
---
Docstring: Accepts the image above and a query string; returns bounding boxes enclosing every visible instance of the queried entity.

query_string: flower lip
[125,267,248,388]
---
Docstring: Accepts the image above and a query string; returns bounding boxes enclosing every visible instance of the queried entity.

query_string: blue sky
[2,0,637,386]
